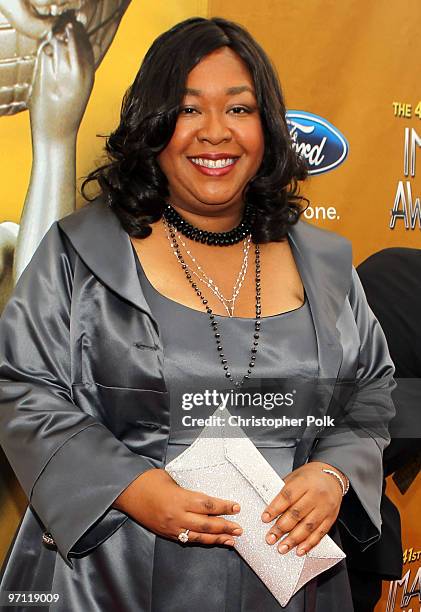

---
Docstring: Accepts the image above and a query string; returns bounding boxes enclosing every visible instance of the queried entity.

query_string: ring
[178,529,190,543]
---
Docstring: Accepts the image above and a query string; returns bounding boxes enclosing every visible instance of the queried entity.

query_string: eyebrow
[184,85,255,96]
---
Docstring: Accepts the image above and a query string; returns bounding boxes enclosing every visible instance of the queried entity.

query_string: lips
[187,154,240,176]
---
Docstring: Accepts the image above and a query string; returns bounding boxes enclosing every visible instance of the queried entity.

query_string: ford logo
[286,111,349,175]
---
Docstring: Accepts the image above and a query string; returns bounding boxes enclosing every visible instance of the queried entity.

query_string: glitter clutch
[165,406,345,607]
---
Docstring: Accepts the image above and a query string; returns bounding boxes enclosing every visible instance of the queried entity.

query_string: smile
[188,157,240,176]
[190,157,237,168]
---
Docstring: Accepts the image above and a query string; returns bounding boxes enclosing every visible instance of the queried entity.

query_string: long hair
[81,17,308,242]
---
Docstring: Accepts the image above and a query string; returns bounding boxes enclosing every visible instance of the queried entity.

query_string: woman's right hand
[112,468,243,546]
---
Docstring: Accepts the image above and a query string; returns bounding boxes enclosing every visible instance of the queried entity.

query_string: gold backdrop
[0,0,207,568]
[1,2,419,610]
[208,3,420,610]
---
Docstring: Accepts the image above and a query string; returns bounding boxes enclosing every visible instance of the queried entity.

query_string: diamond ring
[178,529,190,543]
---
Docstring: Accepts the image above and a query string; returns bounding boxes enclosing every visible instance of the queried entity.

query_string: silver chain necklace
[163,217,251,317]
[163,220,262,388]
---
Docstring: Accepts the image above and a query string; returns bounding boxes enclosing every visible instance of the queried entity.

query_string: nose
[196,111,232,145]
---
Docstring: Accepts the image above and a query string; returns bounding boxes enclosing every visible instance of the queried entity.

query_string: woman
[0,16,395,612]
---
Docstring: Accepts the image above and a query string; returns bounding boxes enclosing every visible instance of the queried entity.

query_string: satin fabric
[137,254,313,610]
[0,197,395,611]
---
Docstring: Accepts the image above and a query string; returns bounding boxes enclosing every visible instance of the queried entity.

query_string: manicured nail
[233,504,241,513]
[225,540,235,546]
[278,544,289,554]
[261,512,270,521]
[266,533,277,544]
[296,547,306,556]
[232,528,242,536]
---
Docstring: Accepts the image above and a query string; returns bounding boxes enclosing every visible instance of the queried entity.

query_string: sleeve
[310,266,396,551]
[0,222,156,568]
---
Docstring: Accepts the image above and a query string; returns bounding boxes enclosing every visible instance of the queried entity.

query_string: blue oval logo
[286,111,349,175]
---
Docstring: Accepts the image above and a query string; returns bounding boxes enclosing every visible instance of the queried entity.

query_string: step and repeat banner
[0,2,419,611]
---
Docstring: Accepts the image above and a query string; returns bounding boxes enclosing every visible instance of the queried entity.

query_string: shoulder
[357,247,421,312]
[358,247,421,278]
[289,219,353,300]
[289,219,352,259]
[58,196,111,238]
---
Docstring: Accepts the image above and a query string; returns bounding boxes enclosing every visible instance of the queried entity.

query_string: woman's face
[157,46,265,218]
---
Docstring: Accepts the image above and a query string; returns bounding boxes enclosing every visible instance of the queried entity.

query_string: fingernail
[232,528,242,536]
[266,533,277,544]
[296,548,306,556]
[225,540,235,546]
[261,512,270,522]
[232,504,241,513]
[278,544,289,554]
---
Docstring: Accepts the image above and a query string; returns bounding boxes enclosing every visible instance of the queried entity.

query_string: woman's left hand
[261,461,347,556]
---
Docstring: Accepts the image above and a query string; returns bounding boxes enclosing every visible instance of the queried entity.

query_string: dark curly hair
[81,16,308,242]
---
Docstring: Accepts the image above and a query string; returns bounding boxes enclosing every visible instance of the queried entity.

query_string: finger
[265,497,315,544]
[261,479,306,523]
[180,530,236,547]
[52,35,71,72]
[186,492,241,517]
[33,38,55,96]
[66,19,94,66]
[185,513,243,537]
[276,510,328,555]
[294,519,333,556]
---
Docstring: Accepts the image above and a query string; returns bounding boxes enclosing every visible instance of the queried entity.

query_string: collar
[59,196,353,380]
[59,196,154,316]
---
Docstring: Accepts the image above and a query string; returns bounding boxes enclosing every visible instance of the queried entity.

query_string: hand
[29,17,94,142]
[261,461,347,556]
[113,468,244,547]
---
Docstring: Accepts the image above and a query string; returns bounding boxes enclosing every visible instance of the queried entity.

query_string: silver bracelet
[321,468,349,496]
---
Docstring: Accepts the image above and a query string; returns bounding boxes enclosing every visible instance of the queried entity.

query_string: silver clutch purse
[165,406,345,607]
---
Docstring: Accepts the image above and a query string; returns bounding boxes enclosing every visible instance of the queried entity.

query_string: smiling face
[157,46,265,221]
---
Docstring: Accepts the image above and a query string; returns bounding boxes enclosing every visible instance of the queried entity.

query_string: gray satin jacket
[0,197,395,610]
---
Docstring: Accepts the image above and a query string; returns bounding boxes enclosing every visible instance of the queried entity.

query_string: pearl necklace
[163,218,251,317]
[165,225,262,388]
[163,203,255,246]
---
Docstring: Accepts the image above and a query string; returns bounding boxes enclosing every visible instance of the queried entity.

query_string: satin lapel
[288,221,352,467]
[58,197,155,321]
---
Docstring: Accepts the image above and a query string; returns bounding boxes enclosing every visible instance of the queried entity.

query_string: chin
[195,190,243,207]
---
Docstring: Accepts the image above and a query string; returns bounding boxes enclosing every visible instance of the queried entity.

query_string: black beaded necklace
[165,221,261,388]
[163,203,255,246]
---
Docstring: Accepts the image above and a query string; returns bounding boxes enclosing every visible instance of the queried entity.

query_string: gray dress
[134,255,324,612]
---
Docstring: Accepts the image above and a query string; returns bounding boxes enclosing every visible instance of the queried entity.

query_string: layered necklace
[167,228,252,317]
[162,204,261,388]
[163,202,254,246]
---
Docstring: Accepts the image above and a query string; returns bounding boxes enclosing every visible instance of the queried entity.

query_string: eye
[229,106,252,114]
[179,106,198,115]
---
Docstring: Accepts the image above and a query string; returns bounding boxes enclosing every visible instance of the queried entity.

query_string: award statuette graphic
[0,1,132,568]
[0,0,131,116]
[0,0,131,286]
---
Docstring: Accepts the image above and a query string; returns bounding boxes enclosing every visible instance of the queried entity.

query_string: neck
[168,204,245,233]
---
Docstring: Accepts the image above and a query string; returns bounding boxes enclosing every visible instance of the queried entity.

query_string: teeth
[34,5,51,15]
[32,1,83,17]
[191,158,236,169]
